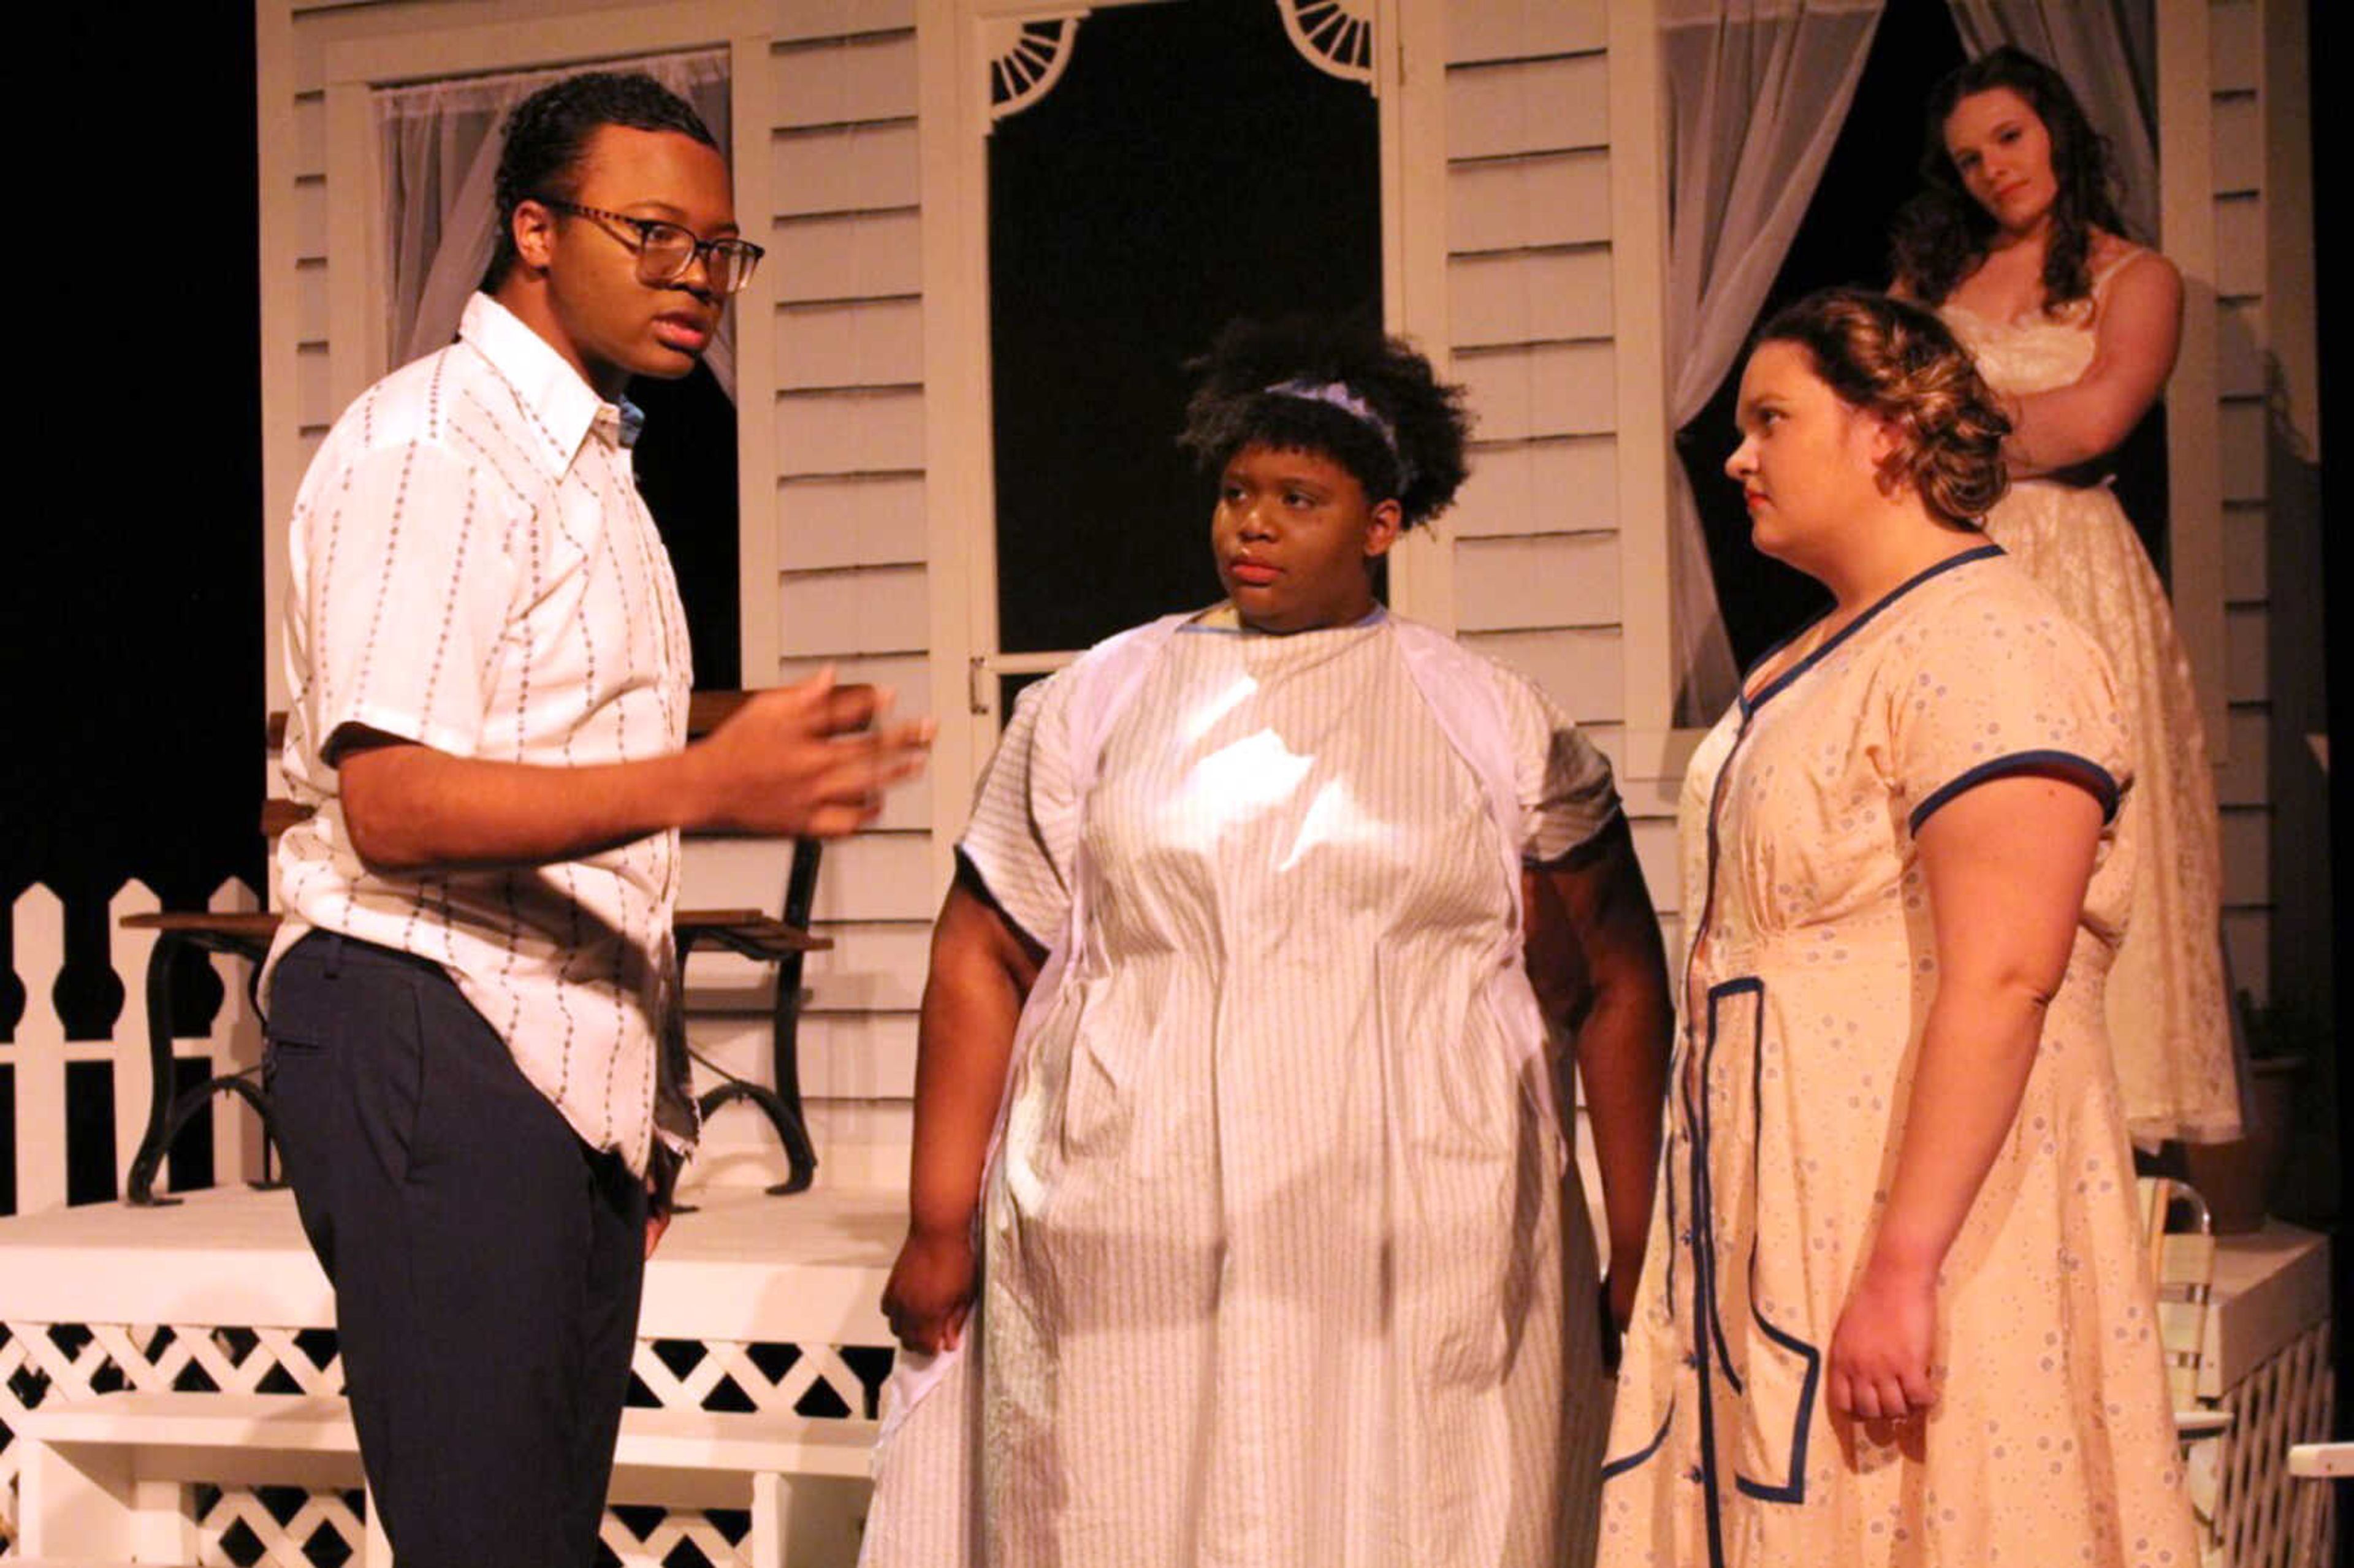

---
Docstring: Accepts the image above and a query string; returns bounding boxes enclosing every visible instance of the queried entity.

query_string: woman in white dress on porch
[1891,45,2241,1148]
[859,318,1675,1567]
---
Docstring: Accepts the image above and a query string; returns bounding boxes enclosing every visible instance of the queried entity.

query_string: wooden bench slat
[117,912,284,938]
[674,911,832,954]
[261,797,313,839]
[119,904,827,954]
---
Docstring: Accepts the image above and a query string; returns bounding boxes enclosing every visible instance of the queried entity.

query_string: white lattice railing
[0,1317,885,1564]
[2207,1318,2337,1568]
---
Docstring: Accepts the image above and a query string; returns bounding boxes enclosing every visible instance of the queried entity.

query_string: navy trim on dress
[1739,544,2005,717]
[1690,1038,1728,1568]
[1601,1406,1675,1481]
[1908,748,2124,834]
[1731,1297,1822,1504]
[1700,983,1754,1396]
[1683,976,1821,1528]
[1731,970,1819,1504]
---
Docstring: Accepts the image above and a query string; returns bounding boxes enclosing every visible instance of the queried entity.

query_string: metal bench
[124,697,833,1205]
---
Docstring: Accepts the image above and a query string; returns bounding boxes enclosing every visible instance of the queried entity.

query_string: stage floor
[0,1180,903,1345]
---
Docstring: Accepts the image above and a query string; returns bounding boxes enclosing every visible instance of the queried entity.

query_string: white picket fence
[3,880,270,1216]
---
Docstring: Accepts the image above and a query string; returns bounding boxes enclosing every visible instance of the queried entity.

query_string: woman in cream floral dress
[1892,45,2239,1147]
[1600,290,2199,1567]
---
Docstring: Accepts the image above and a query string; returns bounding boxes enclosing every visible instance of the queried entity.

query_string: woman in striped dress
[861,318,1675,1567]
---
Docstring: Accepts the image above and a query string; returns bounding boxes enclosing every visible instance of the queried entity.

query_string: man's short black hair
[481,71,720,292]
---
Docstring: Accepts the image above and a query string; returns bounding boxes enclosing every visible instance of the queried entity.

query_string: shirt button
[1682,1351,1700,1370]
[1686,1466,1706,1485]
[1678,1229,1694,1247]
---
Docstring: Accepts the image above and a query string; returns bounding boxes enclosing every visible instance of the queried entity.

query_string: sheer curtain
[1659,0,1884,723]
[373,50,736,395]
[1945,1,2159,243]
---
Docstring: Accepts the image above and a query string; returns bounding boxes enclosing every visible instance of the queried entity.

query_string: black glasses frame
[534,197,766,294]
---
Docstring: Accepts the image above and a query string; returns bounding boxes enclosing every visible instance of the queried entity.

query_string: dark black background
[988,0,1381,654]
[0,12,266,1210]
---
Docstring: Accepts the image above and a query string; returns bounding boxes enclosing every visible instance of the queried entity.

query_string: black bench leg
[124,934,285,1205]
[767,946,818,1195]
[156,1073,288,1193]
[124,933,184,1207]
[693,1081,818,1196]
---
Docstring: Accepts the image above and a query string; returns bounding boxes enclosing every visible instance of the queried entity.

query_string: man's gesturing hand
[688,671,934,839]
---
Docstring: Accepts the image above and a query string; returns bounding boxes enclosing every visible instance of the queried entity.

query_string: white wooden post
[365,1485,393,1567]
[9,884,68,1215]
[110,879,164,1190]
[206,877,268,1187]
[750,1471,786,1568]
[17,1436,138,1556]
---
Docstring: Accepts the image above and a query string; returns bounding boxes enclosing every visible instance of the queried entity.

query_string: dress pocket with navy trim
[1696,977,1821,1505]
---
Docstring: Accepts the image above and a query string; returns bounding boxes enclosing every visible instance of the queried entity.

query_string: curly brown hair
[1758,289,2012,528]
[1888,47,2127,311]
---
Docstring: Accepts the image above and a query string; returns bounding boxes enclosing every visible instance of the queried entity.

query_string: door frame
[916,0,1449,884]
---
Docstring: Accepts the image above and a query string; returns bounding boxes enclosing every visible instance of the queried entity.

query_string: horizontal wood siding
[1441,4,1618,710]
[1442,2,1671,938]
[2209,0,2271,1001]
[750,16,932,1141]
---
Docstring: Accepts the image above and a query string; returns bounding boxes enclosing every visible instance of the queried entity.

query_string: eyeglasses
[534,197,766,295]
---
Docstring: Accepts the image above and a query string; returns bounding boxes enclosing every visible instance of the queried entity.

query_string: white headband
[1263,378,1413,491]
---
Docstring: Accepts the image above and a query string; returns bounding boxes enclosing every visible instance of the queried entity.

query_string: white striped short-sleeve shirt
[263,292,695,1176]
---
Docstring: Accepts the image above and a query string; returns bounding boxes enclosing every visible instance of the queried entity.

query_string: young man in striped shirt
[262,73,930,1566]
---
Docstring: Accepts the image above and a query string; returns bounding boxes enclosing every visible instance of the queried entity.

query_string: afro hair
[1176,316,1471,529]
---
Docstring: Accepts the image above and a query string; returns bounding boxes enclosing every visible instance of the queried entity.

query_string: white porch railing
[3,880,270,1217]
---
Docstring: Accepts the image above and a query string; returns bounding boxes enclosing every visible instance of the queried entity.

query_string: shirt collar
[459,292,636,466]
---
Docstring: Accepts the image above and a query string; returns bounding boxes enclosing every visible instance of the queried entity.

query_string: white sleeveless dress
[1939,251,2242,1146]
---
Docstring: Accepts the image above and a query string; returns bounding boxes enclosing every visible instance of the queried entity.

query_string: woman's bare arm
[881,865,1044,1352]
[1826,771,2105,1420]
[2001,250,2183,476]
[336,674,932,870]
[1525,816,1675,1328]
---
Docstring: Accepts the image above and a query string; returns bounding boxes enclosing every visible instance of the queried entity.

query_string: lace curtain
[1945,1,2160,245]
[372,50,736,397]
[1656,2,2157,721]
[1660,0,1886,723]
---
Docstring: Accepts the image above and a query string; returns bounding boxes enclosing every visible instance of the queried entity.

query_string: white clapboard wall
[2207,0,2287,1010]
[1438,1,1683,971]
[756,10,937,1179]
[250,0,2297,1195]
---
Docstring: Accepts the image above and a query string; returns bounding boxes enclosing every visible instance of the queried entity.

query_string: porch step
[14,1391,877,1565]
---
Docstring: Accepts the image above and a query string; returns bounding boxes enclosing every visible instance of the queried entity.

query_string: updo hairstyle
[1176,316,1471,530]
[1889,46,2127,311]
[1758,289,2012,529]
